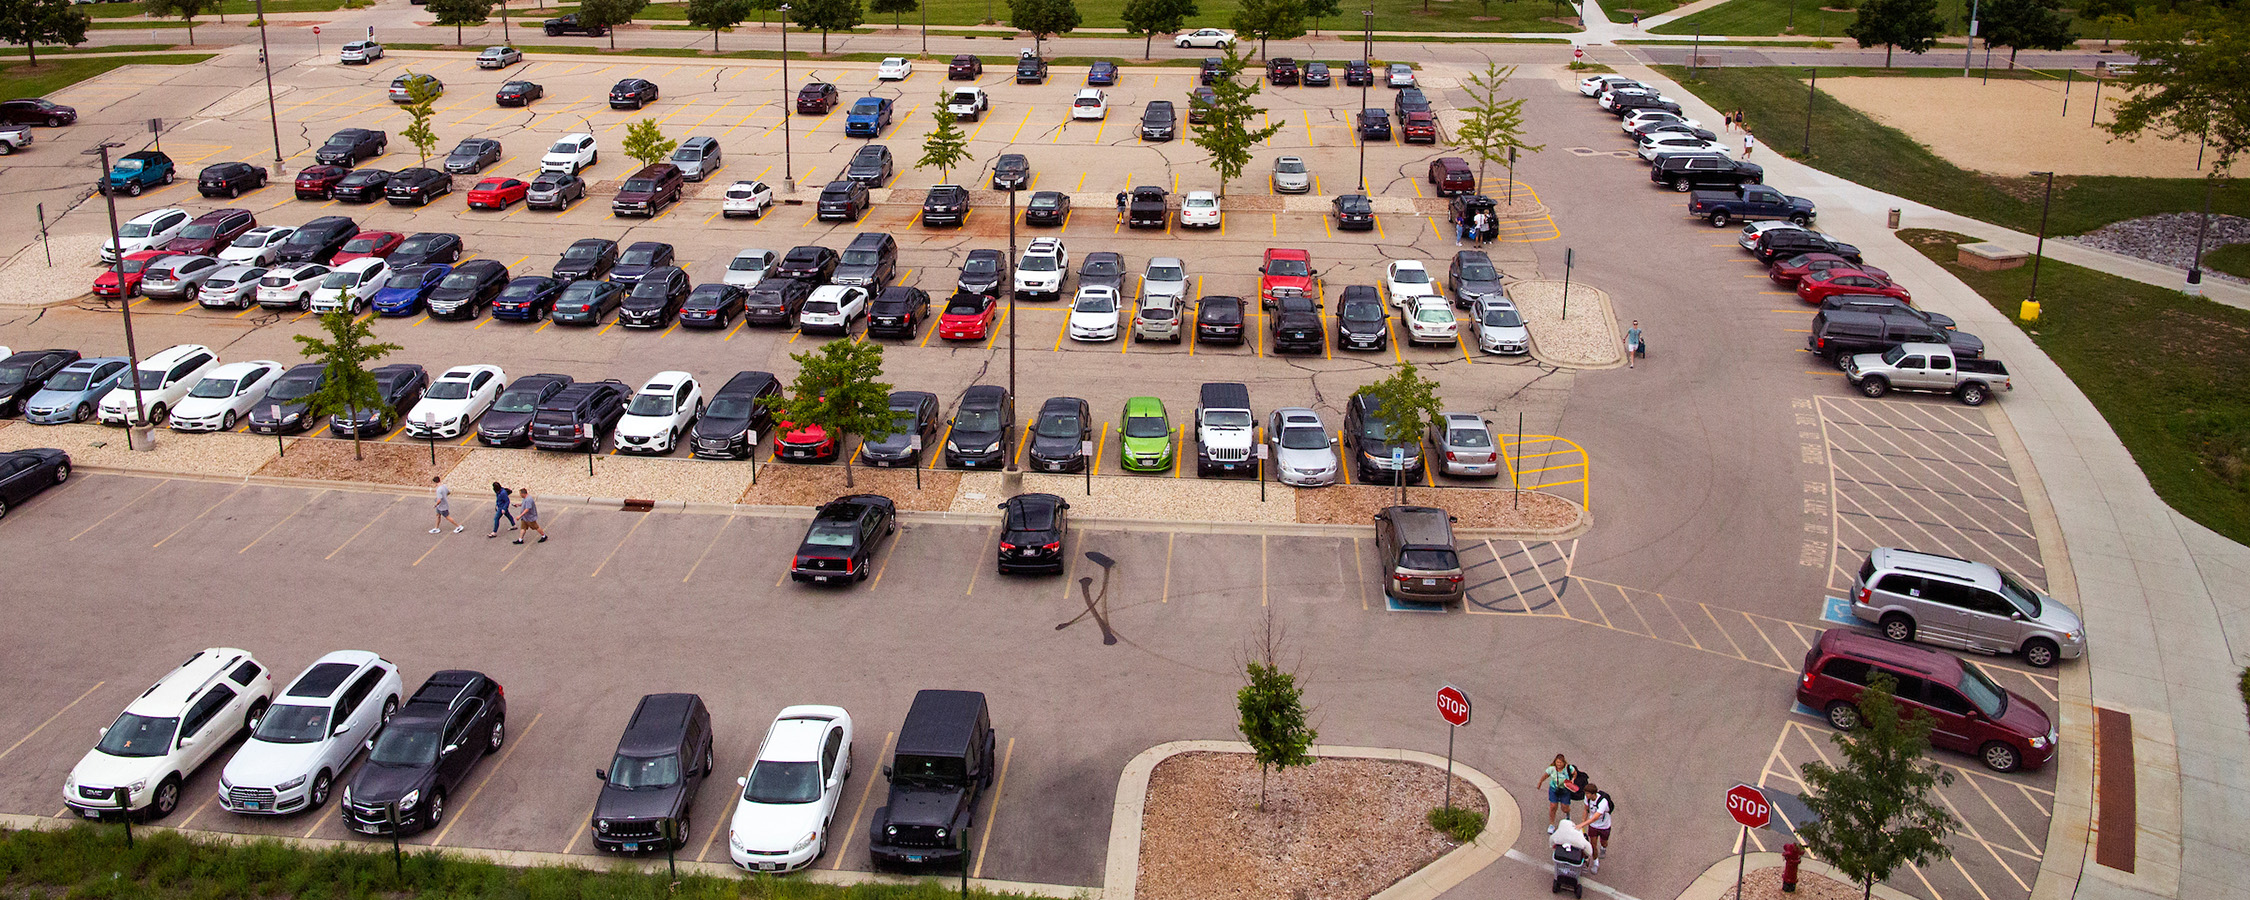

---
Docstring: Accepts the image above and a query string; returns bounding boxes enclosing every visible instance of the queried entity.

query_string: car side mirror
[98,726,108,738]
[997,503,1007,510]
[1257,266,1267,274]
[595,769,608,781]
[442,743,458,755]
[178,735,197,748]
[736,775,749,787]
[365,737,376,750]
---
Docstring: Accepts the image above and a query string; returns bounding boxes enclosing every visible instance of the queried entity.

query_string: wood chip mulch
[1138,752,1486,900]
[254,438,468,486]
[1296,484,1582,530]
[1725,865,1864,900]
[736,463,962,511]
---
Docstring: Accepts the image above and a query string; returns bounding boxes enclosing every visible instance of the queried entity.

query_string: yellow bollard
[2019,299,2041,323]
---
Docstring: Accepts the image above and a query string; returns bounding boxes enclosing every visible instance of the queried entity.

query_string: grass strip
[0,824,1041,900]
[2202,243,2250,280]
[82,0,348,18]
[1898,228,2250,545]
[0,53,213,96]
[1649,0,2175,39]
[1653,65,2250,236]
[493,0,1582,31]
[0,42,181,56]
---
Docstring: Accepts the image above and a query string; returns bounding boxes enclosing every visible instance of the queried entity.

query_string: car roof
[1815,628,1965,679]
[202,360,274,379]
[1124,396,1165,415]
[1869,547,1999,587]
[141,343,210,367]
[280,650,383,700]
[641,370,693,389]
[1277,408,1321,424]
[126,647,255,716]
[613,693,700,755]
[758,711,838,762]
[962,384,1007,404]
[127,208,185,223]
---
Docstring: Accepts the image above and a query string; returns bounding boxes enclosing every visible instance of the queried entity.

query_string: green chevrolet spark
[1119,396,1174,472]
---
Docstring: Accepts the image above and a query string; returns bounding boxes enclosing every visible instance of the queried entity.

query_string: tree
[1188,47,1285,197]
[870,0,916,28]
[620,118,677,170]
[793,0,864,52]
[685,0,751,50]
[1796,673,1960,900]
[1303,0,1339,34]
[2106,9,2250,174]
[1451,63,1545,196]
[1236,615,1315,811]
[427,0,494,46]
[1357,363,1445,463]
[576,0,646,48]
[1121,0,1197,60]
[1976,0,2076,67]
[399,73,442,165]
[293,305,402,463]
[761,338,894,487]
[0,0,89,66]
[1231,0,1305,58]
[748,0,781,26]
[1008,0,1080,58]
[1843,0,1944,66]
[140,0,218,45]
[918,101,971,180]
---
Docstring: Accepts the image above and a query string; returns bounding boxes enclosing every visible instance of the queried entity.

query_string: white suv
[66,648,276,820]
[99,343,219,426]
[615,371,703,454]
[218,651,401,816]
[308,257,391,314]
[541,132,599,175]
[102,208,190,263]
[1014,237,1068,301]
[167,360,282,432]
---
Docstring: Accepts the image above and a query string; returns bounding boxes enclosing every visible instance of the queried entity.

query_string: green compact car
[1119,396,1174,472]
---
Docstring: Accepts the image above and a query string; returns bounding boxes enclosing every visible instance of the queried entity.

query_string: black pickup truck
[1687,185,1815,227]
[1127,186,1169,229]
[542,14,608,36]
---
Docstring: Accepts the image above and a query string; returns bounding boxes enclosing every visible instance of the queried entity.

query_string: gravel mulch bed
[254,438,467,486]
[0,424,279,477]
[1138,752,1485,900]
[1509,280,1624,368]
[444,450,753,505]
[1723,865,1862,900]
[2062,213,2250,284]
[948,472,1299,523]
[739,463,962,510]
[1297,484,1581,530]
[0,235,108,308]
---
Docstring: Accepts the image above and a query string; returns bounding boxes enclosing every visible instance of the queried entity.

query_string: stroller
[1551,819,1594,898]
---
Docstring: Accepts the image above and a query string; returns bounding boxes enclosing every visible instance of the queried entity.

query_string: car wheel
[228,184,240,199]
[1880,613,1915,643]
[126,182,143,197]
[47,116,65,127]
[0,497,8,519]
[1981,741,2022,772]
[0,143,14,156]
[488,715,505,751]
[73,402,92,423]
[1824,701,1861,732]
[2021,638,2059,668]
[309,770,333,809]
[426,789,446,826]
[1673,177,1693,192]
[382,695,399,720]
[149,775,181,820]
[161,171,174,185]
[1706,210,1727,226]
[1858,375,1889,398]
[1959,383,1990,406]
[148,402,167,425]
[221,411,237,430]
[1789,214,1811,226]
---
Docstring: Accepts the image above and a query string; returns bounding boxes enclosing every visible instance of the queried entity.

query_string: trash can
[2019,299,2041,322]
[1888,208,1902,229]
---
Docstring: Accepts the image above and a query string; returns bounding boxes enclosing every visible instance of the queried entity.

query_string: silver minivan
[671,136,723,181]
[1849,548,2085,668]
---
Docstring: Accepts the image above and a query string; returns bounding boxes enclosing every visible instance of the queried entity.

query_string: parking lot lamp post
[1358,6,1372,191]
[2027,171,2054,305]
[87,142,150,436]
[1005,187,1019,473]
[1803,68,1815,157]
[253,0,285,176]
[781,4,795,194]
[1688,22,1702,76]
[501,0,511,44]
[2187,173,2215,289]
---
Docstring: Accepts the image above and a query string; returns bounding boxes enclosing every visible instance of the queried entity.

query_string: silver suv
[1849,548,2085,668]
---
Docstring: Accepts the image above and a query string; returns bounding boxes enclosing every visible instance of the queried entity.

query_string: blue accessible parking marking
[1791,701,1822,718]
[1387,595,1449,613]
[1820,596,1858,626]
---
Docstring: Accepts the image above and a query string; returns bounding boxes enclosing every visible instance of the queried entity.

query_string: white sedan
[1067,285,1122,342]
[220,226,294,266]
[217,651,400,817]
[1071,89,1107,120]
[614,371,703,454]
[404,364,505,439]
[308,257,390,314]
[1177,191,1221,228]
[1382,260,1439,310]
[1174,28,1236,48]
[1473,298,1530,355]
[1622,109,1700,133]
[722,180,774,219]
[167,360,282,432]
[256,263,328,310]
[1639,135,1731,162]
[876,57,913,80]
[728,706,853,872]
[1404,297,1459,346]
[197,265,266,309]
[723,248,776,289]
[798,285,868,335]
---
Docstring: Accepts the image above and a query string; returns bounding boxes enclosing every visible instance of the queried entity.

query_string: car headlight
[341,786,352,803]
[126,779,147,794]
[64,772,75,789]
[597,819,611,833]
[792,831,817,852]
[730,831,747,852]
[277,776,307,791]
[946,441,960,452]
[2065,630,2082,642]
[398,789,419,810]
[885,824,898,837]
[282,413,301,424]
[2028,735,2049,749]
[935,827,947,840]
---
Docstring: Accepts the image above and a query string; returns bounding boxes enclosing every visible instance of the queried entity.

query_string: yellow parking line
[432,711,544,847]
[0,681,104,766]
[970,737,1016,878]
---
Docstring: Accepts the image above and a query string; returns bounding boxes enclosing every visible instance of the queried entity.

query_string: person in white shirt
[1581,782,1614,870]
[430,476,462,534]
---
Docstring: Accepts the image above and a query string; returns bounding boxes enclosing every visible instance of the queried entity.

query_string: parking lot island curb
[0,813,1094,899]
[1509,280,1627,369]
[1672,852,1922,900]
[1102,740,1519,900]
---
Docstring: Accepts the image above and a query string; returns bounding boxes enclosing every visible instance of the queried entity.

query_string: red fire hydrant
[1782,843,1804,893]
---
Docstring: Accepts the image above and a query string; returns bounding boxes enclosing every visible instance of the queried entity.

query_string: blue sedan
[371,263,451,316]
[1088,61,1118,86]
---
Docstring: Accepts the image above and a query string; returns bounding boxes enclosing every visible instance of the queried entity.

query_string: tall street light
[87,142,152,447]
[501,0,511,44]
[2027,171,2055,307]
[780,4,795,194]
[252,0,285,175]
[1357,5,1372,192]
[1004,185,1019,473]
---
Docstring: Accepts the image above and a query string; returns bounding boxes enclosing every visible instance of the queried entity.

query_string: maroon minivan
[1797,629,2056,772]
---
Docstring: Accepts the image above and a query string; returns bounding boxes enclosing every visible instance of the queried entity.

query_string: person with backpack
[1581,781,1614,871]
[1537,754,1578,834]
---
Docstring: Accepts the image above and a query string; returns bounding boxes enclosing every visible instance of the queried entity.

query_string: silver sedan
[1267,407,1339,487]
[1432,412,1502,478]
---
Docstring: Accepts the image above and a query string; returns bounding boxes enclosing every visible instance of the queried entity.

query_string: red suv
[1402,111,1438,144]
[1258,248,1317,305]
[796,82,840,114]
[1427,157,1475,196]
[1797,629,2056,772]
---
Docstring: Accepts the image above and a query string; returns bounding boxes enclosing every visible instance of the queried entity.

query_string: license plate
[244,801,262,810]
[623,842,640,852]
[759,863,781,871]
[814,576,830,583]
[1423,579,1437,586]
[907,855,925,863]
[81,809,101,820]
[356,823,381,833]
[872,460,891,467]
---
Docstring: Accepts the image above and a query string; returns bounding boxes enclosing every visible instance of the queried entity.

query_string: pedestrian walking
[1473,211,1492,246]
[1582,782,1614,870]
[513,489,547,544]
[1742,133,1756,158]
[1537,754,1579,834]
[1115,191,1128,224]
[1735,109,1747,131]
[1722,110,1735,131]
[1625,320,1644,367]
[429,476,463,533]
[1631,12,1641,28]
[487,481,516,538]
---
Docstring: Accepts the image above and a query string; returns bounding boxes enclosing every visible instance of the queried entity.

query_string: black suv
[1267,57,1299,85]
[384,167,452,206]
[391,232,463,268]
[943,385,1012,469]
[341,670,506,837]
[991,154,1031,191]
[861,390,941,467]
[1357,108,1391,140]
[1344,391,1425,484]
[845,144,894,187]
[543,13,608,35]
[275,216,359,264]
[611,241,676,285]
[619,266,692,328]
[247,362,328,434]
[531,380,630,451]
[957,249,1004,297]
[1024,191,1070,226]
[743,277,813,327]
[197,162,267,198]
[590,693,712,853]
[867,690,997,868]
[1026,396,1091,473]
[691,370,780,459]
[1335,284,1388,351]
[775,245,840,284]
[791,494,897,584]
[995,494,1069,574]
[1014,55,1048,83]
[1196,295,1247,345]
[922,185,970,226]
[1650,153,1764,192]
[796,81,840,114]
[947,55,983,79]
[609,78,660,109]
[427,259,509,320]
[1269,297,1325,354]
[553,238,618,282]
[316,128,387,166]
[1344,60,1375,86]
[817,180,872,222]
[868,286,930,339]
[478,373,572,446]
[330,363,426,437]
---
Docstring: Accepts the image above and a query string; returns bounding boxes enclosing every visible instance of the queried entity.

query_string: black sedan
[552,238,617,281]
[1025,190,1072,226]
[679,283,747,329]
[384,167,452,206]
[996,493,1070,575]
[1332,193,1375,231]
[609,78,660,109]
[197,162,267,198]
[1303,61,1332,86]
[0,448,70,519]
[329,364,426,437]
[865,285,929,339]
[331,168,393,203]
[991,153,1031,191]
[790,494,896,585]
[495,80,544,106]
[491,275,563,322]
[0,348,80,418]
[390,232,464,268]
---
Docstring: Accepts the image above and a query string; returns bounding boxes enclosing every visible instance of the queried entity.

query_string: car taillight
[1801,670,1816,689]
[1042,542,1061,552]
[1856,586,1871,605]
[1446,451,1457,461]
[579,424,592,437]
[998,542,1016,551]
[841,557,856,574]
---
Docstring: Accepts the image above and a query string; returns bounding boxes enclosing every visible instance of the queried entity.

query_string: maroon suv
[294,164,351,200]
[947,55,983,79]
[1427,157,1475,196]
[165,208,257,256]
[1796,629,2056,772]
[796,81,839,114]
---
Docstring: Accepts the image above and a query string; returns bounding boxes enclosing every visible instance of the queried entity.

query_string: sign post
[1255,442,1269,502]
[272,404,284,456]
[1436,685,1471,812]
[1562,248,1575,319]
[1083,439,1096,494]
[747,430,759,485]
[36,202,51,266]
[1392,446,1406,504]
[1726,783,1771,900]
[147,118,163,151]
[910,434,922,490]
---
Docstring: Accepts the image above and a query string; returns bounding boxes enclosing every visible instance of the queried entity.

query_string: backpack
[1564,766,1589,800]
[1594,790,1615,812]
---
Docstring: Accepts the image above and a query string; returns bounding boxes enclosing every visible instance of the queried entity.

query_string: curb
[1511,280,1629,371]
[1103,740,1520,900]
[1674,852,1922,900]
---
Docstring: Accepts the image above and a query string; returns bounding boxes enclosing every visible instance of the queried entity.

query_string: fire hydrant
[1782,843,1804,893]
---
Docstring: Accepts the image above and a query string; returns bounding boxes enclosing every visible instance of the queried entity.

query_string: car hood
[2030,598,2083,637]
[1995,691,2052,739]
[408,397,478,423]
[863,430,914,454]
[1456,279,1504,299]
[222,736,327,787]
[616,414,675,438]
[70,747,170,793]
[1031,432,1079,456]
[694,413,752,439]
[1069,310,1114,327]
[252,398,313,420]
[952,426,1002,447]
[729,796,824,850]
[28,386,98,408]
[481,410,535,433]
[884,785,967,827]
[1274,445,1334,469]
[346,761,431,804]
[594,783,685,821]
[168,396,237,418]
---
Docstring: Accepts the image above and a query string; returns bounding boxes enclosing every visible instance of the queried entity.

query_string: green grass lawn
[1653,0,2175,39]
[87,19,192,28]
[1654,65,2250,236]
[0,53,213,97]
[81,0,350,18]
[0,42,180,56]
[1899,228,2250,545]
[0,824,1037,900]
[2203,243,2250,280]
[503,0,1582,32]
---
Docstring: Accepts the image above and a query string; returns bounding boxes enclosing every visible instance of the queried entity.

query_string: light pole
[1357,6,1372,192]
[780,3,794,194]
[1802,67,1816,157]
[1688,22,1702,76]
[2027,171,2054,306]
[2186,174,2216,289]
[252,0,285,176]
[1963,0,1978,77]
[1004,185,1019,473]
[501,0,510,44]
[87,143,152,446]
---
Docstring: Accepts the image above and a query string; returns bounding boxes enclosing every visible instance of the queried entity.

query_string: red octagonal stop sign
[1726,783,1771,829]
[1436,685,1471,727]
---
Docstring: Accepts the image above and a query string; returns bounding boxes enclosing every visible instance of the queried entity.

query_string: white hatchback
[220,226,294,266]
[167,360,282,432]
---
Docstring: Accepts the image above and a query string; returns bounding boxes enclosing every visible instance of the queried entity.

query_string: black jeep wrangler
[867,690,996,869]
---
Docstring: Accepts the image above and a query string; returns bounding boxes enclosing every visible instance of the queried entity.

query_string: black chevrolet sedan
[495,80,544,106]
[678,282,746,329]
[0,448,71,519]
[790,493,897,585]
[329,363,426,437]
[996,493,1070,575]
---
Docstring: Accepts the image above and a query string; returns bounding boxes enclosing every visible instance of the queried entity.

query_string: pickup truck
[945,87,989,122]
[103,150,174,196]
[542,13,608,36]
[1127,186,1169,229]
[1688,185,1814,228]
[0,126,29,155]
[1845,342,2011,406]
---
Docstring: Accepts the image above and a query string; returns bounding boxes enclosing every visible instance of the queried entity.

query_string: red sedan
[467,177,528,210]
[775,419,838,462]
[92,250,169,299]
[294,164,351,200]
[1768,252,1887,287]
[331,230,403,264]
[1797,267,1911,305]
[937,291,997,341]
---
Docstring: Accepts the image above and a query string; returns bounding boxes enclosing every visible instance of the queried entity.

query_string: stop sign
[1574,47,1585,60]
[1726,783,1770,829]
[312,25,320,34]
[1435,685,1471,727]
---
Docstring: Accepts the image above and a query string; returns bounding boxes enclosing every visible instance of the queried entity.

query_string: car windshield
[133,369,170,390]
[250,703,328,744]
[674,146,703,160]
[1138,306,1173,321]
[1277,160,1306,174]
[723,256,768,275]
[1415,306,1453,323]
[1124,415,1168,438]
[385,270,428,289]
[0,364,29,387]
[1147,265,1184,282]
[503,81,532,92]
[1998,572,2044,616]
[1206,410,1253,428]
[1460,263,1499,281]
[842,249,880,266]
[1202,303,1240,324]
[743,759,821,803]
[267,375,318,401]
[1281,426,1328,450]
[368,723,440,766]
[322,134,357,147]
[1185,197,1216,209]
[1402,548,1457,570]
[852,101,881,114]
[626,392,675,416]
[44,369,93,392]
[803,519,857,547]
[1956,668,2008,718]
[726,184,759,197]
[1036,413,1080,438]
[237,232,275,248]
[119,223,153,238]
[1083,258,1121,276]
[1020,255,1057,272]
[1075,294,1116,312]
[946,297,986,315]
[1267,259,1310,277]
[493,388,543,413]
[424,380,472,400]
[1481,307,1523,327]
[622,177,659,193]
[1391,267,1428,284]
[1448,427,1493,448]
[113,160,145,174]
[955,408,999,431]
[320,269,359,289]
[1075,96,1100,106]
[187,377,238,399]
[561,284,612,307]
[963,257,997,275]
[439,270,486,289]
[96,713,177,758]
[606,753,680,789]
[707,396,756,418]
